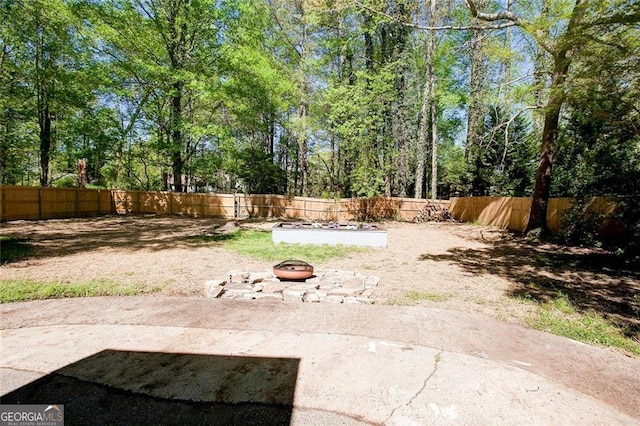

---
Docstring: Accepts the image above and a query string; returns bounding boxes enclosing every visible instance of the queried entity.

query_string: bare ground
[1,215,639,338]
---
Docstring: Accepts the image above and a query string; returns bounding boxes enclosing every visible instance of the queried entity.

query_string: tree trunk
[415,0,438,199]
[465,2,487,163]
[39,103,51,187]
[499,0,513,108]
[297,96,308,196]
[465,2,488,197]
[526,59,569,232]
[415,75,428,198]
[428,0,438,200]
[171,81,184,192]
[526,0,588,232]
[532,0,551,140]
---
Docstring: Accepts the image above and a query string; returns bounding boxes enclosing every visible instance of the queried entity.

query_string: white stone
[221,289,251,299]
[288,283,320,292]
[283,289,305,302]
[224,282,252,291]
[204,281,225,298]
[253,293,283,301]
[249,271,271,284]
[322,295,344,304]
[360,288,374,298]
[365,276,380,288]
[303,292,321,303]
[328,287,362,297]
[262,282,289,294]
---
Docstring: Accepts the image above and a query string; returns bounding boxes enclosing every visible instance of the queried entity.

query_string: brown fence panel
[303,197,334,221]
[1,186,40,221]
[204,193,232,217]
[40,187,75,219]
[77,189,100,216]
[243,194,290,218]
[509,197,532,232]
[99,190,113,214]
[449,197,475,223]
[136,191,168,215]
[547,198,572,234]
[451,196,533,232]
[450,196,619,236]
[283,198,306,219]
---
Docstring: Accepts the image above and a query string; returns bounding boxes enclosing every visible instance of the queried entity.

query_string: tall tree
[464,0,638,232]
[464,0,488,181]
[415,0,438,199]
[1,0,98,186]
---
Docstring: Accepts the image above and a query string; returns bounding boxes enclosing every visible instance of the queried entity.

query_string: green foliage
[0,279,160,303]
[527,293,640,356]
[201,229,366,263]
[52,175,79,188]
[0,0,99,186]
[391,290,448,306]
[552,39,640,256]
[466,105,536,196]
[0,0,638,211]
[324,67,398,197]
[232,146,286,194]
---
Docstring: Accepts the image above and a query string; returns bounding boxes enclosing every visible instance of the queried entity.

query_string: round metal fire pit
[273,260,314,280]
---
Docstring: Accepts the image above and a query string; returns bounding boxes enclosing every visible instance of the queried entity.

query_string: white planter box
[272,223,387,248]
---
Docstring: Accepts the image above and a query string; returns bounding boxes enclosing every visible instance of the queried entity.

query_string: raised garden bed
[272,222,387,248]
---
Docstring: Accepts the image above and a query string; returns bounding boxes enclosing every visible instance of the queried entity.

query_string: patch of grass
[205,229,367,263]
[0,236,34,264]
[550,292,575,314]
[390,290,448,306]
[0,279,161,303]
[527,293,640,357]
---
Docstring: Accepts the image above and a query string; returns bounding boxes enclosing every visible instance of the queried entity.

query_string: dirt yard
[2,215,639,335]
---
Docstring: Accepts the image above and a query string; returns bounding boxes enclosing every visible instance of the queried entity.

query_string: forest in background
[1,0,639,233]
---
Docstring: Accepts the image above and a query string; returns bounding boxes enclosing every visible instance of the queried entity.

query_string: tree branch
[465,0,523,25]
[352,1,517,31]
[502,105,538,166]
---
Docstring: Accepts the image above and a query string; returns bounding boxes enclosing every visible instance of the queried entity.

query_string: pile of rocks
[205,270,378,304]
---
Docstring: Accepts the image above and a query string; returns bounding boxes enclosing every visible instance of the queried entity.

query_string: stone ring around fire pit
[273,260,314,281]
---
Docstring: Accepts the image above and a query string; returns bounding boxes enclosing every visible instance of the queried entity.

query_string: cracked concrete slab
[1,297,639,424]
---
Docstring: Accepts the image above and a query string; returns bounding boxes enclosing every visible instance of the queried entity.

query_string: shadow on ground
[0,216,236,261]
[1,350,298,425]
[419,234,640,338]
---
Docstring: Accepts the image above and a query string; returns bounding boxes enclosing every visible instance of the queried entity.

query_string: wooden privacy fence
[448,196,619,234]
[0,186,440,222]
[0,186,113,221]
[0,186,619,236]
